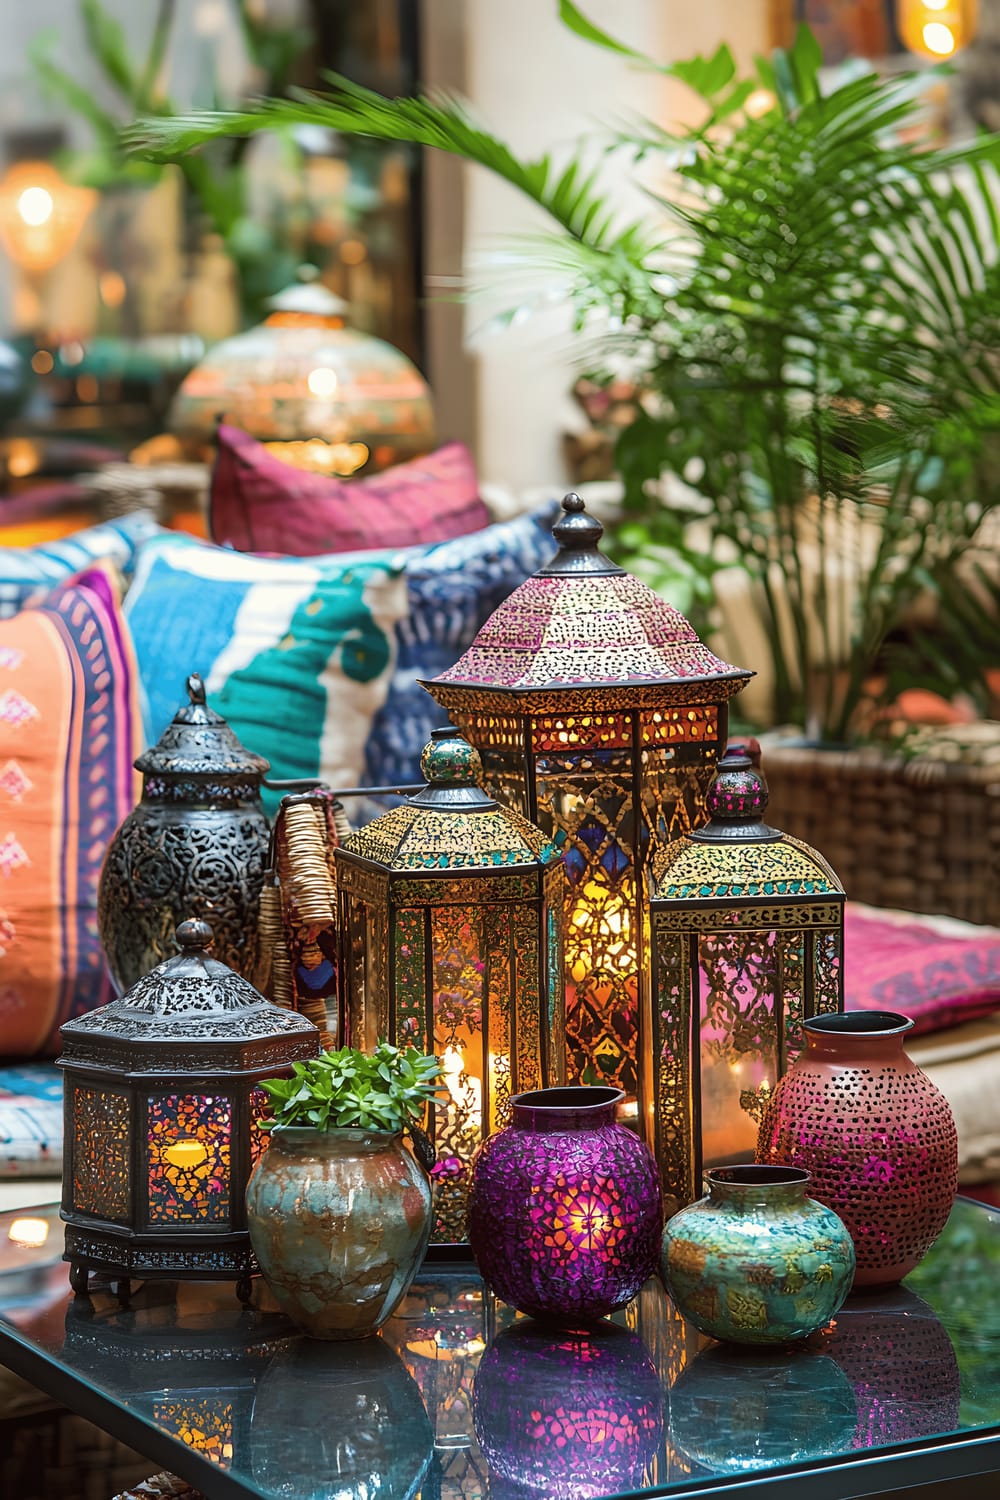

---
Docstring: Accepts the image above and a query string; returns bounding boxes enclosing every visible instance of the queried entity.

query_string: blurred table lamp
[898,1,978,58]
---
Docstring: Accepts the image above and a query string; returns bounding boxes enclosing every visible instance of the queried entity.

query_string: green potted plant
[246,1041,443,1340]
[131,3,1000,739]
[131,4,1000,920]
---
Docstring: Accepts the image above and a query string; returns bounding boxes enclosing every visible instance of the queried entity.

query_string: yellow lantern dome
[167,269,435,474]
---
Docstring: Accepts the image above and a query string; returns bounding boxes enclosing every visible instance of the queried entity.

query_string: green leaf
[81,0,137,101]
[557,1,648,60]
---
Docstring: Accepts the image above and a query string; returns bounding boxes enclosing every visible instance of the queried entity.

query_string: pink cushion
[846,902,1000,1035]
[209,424,490,555]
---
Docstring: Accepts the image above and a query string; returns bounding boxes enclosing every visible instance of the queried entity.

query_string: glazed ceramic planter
[661,1165,855,1345]
[467,1086,662,1325]
[756,1011,958,1287]
[246,1126,431,1339]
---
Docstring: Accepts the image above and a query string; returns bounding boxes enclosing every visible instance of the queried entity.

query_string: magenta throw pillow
[846,902,1000,1035]
[209,424,490,555]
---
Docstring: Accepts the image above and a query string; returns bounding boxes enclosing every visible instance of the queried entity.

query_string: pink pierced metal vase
[756,1011,958,1288]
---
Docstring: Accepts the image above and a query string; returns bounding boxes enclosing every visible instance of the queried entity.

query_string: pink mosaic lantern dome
[424,493,752,1123]
[432,494,746,704]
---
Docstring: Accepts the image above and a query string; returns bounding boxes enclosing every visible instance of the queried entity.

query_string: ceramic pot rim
[706,1165,811,1189]
[805,1011,914,1038]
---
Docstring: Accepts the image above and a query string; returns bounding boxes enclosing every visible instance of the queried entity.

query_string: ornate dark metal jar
[99,674,270,993]
[59,918,319,1303]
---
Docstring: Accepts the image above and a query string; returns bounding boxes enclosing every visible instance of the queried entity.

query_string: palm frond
[127,74,655,256]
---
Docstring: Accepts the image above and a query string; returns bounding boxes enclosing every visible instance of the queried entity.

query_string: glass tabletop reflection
[0,1197,998,1499]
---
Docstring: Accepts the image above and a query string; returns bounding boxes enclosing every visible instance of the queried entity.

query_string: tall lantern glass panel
[426,494,752,1123]
[335,730,566,1245]
[648,750,845,1214]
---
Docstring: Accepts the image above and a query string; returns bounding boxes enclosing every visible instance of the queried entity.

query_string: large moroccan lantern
[334,728,566,1245]
[425,494,752,1121]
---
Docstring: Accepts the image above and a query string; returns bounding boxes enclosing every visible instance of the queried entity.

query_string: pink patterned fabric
[846,902,1000,1035]
[209,424,490,555]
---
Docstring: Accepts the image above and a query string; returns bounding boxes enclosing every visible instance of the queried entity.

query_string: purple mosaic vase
[467,1086,662,1325]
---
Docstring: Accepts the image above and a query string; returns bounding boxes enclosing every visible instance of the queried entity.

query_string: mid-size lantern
[648,749,845,1213]
[425,493,752,1116]
[59,920,318,1302]
[334,728,566,1245]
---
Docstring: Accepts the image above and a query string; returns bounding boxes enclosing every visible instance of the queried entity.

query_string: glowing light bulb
[307,365,339,398]
[923,21,956,53]
[17,186,54,227]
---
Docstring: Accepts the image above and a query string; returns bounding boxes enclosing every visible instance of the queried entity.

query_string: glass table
[0,1198,998,1500]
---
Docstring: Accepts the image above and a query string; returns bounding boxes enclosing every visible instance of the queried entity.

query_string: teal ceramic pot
[246,1126,432,1339]
[660,1166,855,1346]
[669,1345,856,1474]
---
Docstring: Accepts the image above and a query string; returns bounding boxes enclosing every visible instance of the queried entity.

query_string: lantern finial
[420,726,483,786]
[187,673,206,706]
[541,493,625,578]
[693,748,779,844]
[176,918,214,953]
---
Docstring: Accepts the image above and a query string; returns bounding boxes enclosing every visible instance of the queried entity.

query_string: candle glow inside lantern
[425,494,751,1116]
[59,920,318,1301]
[334,729,566,1244]
[648,750,845,1213]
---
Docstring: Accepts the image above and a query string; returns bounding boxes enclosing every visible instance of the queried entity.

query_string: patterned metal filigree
[648,752,846,1210]
[336,733,566,1245]
[60,921,318,1292]
[99,675,271,993]
[71,1086,131,1221]
[146,1093,232,1225]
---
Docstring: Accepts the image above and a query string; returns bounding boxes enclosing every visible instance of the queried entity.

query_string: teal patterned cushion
[124,533,408,813]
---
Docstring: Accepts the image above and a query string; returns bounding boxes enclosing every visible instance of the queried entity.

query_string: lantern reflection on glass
[58,920,318,1300]
[425,494,751,1118]
[648,750,844,1212]
[334,729,566,1244]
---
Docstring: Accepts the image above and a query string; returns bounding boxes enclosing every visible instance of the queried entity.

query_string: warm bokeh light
[30,349,53,375]
[306,364,339,398]
[745,88,776,120]
[8,1217,50,1248]
[898,0,977,59]
[99,269,127,308]
[17,186,54,227]
[0,161,95,274]
[924,21,957,52]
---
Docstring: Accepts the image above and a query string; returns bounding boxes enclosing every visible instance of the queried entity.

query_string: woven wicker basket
[761,725,1000,926]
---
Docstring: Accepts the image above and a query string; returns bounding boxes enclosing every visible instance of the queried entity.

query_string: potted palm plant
[247,1041,443,1340]
[130,5,1000,918]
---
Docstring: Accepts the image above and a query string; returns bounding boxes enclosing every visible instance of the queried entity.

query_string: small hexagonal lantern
[58,920,319,1301]
[334,728,566,1245]
[648,750,845,1214]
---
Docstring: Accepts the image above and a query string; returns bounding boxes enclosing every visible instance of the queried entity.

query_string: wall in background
[424,0,772,489]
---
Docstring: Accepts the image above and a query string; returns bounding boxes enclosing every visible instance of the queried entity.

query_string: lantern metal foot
[114,1278,131,1308]
[68,1261,90,1298]
[236,1274,254,1306]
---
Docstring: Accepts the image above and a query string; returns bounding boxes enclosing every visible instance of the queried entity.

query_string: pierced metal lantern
[59,919,319,1302]
[168,269,435,474]
[425,493,752,1116]
[648,749,845,1214]
[98,673,272,994]
[334,729,566,1245]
